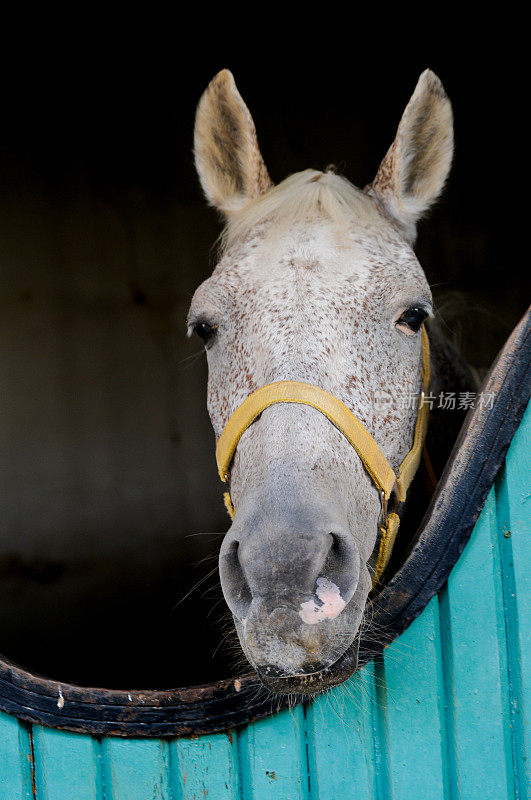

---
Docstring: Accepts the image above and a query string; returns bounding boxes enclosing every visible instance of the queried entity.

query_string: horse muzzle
[232,595,363,693]
[254,632,361,694]
[219,509,369,692]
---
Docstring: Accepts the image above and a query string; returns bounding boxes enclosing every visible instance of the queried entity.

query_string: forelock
[220,169,387,254]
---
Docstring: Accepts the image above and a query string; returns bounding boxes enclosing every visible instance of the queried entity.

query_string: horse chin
[254,633,360,695]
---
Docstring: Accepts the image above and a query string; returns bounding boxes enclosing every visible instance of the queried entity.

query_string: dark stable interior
[0,42,526,690]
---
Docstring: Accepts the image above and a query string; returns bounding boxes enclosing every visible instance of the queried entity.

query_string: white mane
[221,169,382,253]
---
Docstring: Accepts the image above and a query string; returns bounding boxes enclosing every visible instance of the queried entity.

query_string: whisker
[172,565,219,608]
[176,348,206,368]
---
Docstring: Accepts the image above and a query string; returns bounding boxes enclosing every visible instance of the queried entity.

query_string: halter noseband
[215,326,431,586]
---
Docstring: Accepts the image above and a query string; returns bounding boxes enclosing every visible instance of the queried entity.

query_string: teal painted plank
[382,597,445,800]
[306,662,375,800]
[0,712,34,799]
[172,732,238,799]
[371,657,392,800]
[102,737,171,800]
[495,401,531,798]
[237,705,307,799]
[32,725,100,800]
[441,492,512,799]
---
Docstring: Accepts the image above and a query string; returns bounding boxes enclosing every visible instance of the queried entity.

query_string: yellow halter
[215,327,431,586]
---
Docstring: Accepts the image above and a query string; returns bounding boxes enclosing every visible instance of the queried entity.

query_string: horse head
[188,69,452,693]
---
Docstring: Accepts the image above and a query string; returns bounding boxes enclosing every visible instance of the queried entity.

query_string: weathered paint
[0,402,529,798]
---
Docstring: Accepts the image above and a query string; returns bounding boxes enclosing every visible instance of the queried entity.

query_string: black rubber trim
[1,309,529,737]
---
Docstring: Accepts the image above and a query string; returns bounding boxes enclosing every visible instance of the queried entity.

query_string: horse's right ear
[367,69,453,243]
[194,70,273,217]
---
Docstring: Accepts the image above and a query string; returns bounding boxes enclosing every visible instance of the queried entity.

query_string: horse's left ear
[367,69,453,243]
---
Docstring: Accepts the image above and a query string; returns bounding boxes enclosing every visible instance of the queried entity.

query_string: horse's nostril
[321,531,360,604]
[219,539,252,619]
[329,532,342,557]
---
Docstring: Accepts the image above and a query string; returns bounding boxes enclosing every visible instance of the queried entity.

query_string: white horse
[188,69,468,693]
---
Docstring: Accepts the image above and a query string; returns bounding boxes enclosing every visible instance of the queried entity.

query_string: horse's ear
[367,69,453,243]
[194,69,273,216]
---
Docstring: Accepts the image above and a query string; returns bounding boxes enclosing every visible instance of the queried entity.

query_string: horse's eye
[396,307,428,334]
[193,322,217,342]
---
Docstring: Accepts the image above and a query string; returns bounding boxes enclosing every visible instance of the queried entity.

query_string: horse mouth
[255,634,360,695]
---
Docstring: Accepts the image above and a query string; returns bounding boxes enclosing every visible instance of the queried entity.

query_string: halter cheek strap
[215,327,431,586]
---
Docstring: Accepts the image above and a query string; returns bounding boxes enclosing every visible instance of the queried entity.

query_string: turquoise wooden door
[1,402,529,799]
